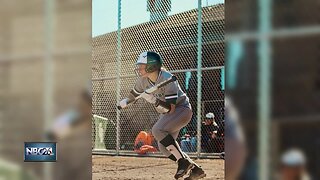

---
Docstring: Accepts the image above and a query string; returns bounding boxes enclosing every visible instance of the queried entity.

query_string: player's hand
[140,92,156,104]
[119,98,129,109]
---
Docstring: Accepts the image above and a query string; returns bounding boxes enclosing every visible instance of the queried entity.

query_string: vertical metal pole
[258,0,272,179]
[196,0,203,158]
[44,0,54,179]
[115,0,122,155]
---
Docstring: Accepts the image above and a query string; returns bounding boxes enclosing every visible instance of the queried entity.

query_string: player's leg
[172,134,206,180]
[157,130,189,162]
[171,131,200,168]
[180,135,206,180]
[157,143,176,161]
[170,125,206,180]
[152,106,193,179]
[152,106,192,160]
[156,123,206,180]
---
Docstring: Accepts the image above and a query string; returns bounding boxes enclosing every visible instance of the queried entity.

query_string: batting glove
[119,98,129,109]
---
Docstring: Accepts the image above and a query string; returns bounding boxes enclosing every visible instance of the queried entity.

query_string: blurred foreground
[226,0,320,179]
[0,0,91,179]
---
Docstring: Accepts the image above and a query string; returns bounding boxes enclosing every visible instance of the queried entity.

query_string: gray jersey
[129,70,191,108]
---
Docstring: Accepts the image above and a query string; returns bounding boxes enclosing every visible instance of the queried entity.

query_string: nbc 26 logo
[25,147,54,156]
[24,142,57,162]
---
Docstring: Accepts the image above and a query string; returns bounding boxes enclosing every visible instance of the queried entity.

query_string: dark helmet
[136,51,163,73]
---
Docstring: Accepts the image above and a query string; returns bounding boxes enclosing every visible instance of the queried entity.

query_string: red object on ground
[134,131,157,154]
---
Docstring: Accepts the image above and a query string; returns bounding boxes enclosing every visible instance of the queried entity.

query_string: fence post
[115,0,122,156]
[44,0,54,179]
[258,0,272,178]
[196,0,203,159]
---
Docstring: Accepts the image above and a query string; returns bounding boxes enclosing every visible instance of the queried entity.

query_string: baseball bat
[117,75,177,110]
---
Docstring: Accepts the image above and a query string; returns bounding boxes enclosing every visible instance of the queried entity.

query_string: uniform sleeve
[164,81,178,105]
[127,78,145,102]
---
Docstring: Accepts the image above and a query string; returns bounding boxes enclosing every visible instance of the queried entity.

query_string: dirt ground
[92,155,224,180]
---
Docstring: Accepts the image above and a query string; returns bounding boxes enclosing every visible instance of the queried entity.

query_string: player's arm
[119,79,144,109]
[162,79,178,114]
[152,76,178,114]
[119,76,177,109]
[128,86,143,103]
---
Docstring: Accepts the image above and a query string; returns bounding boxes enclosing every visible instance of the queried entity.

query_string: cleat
[184,166,206,180]
[174,158,194,179]
[219,152,225,159]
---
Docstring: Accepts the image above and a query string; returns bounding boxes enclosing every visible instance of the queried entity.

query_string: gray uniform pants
[152,106,193,157]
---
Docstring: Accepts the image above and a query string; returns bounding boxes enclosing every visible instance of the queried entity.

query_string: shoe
[174,158,194,179]
[219,152,225,159]
[184,166,206,180]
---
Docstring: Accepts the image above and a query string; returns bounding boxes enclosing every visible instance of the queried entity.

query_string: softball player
[119,51,206,179]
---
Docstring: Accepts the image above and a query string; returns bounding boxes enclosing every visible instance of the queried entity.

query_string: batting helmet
[136,51,163,73]
[206,112,215,119]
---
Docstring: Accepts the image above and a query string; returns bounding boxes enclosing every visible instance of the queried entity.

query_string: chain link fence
[92,2,224,158]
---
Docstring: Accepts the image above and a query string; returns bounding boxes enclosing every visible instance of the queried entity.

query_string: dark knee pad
[160,134,184,160]
[159,134,176,147]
